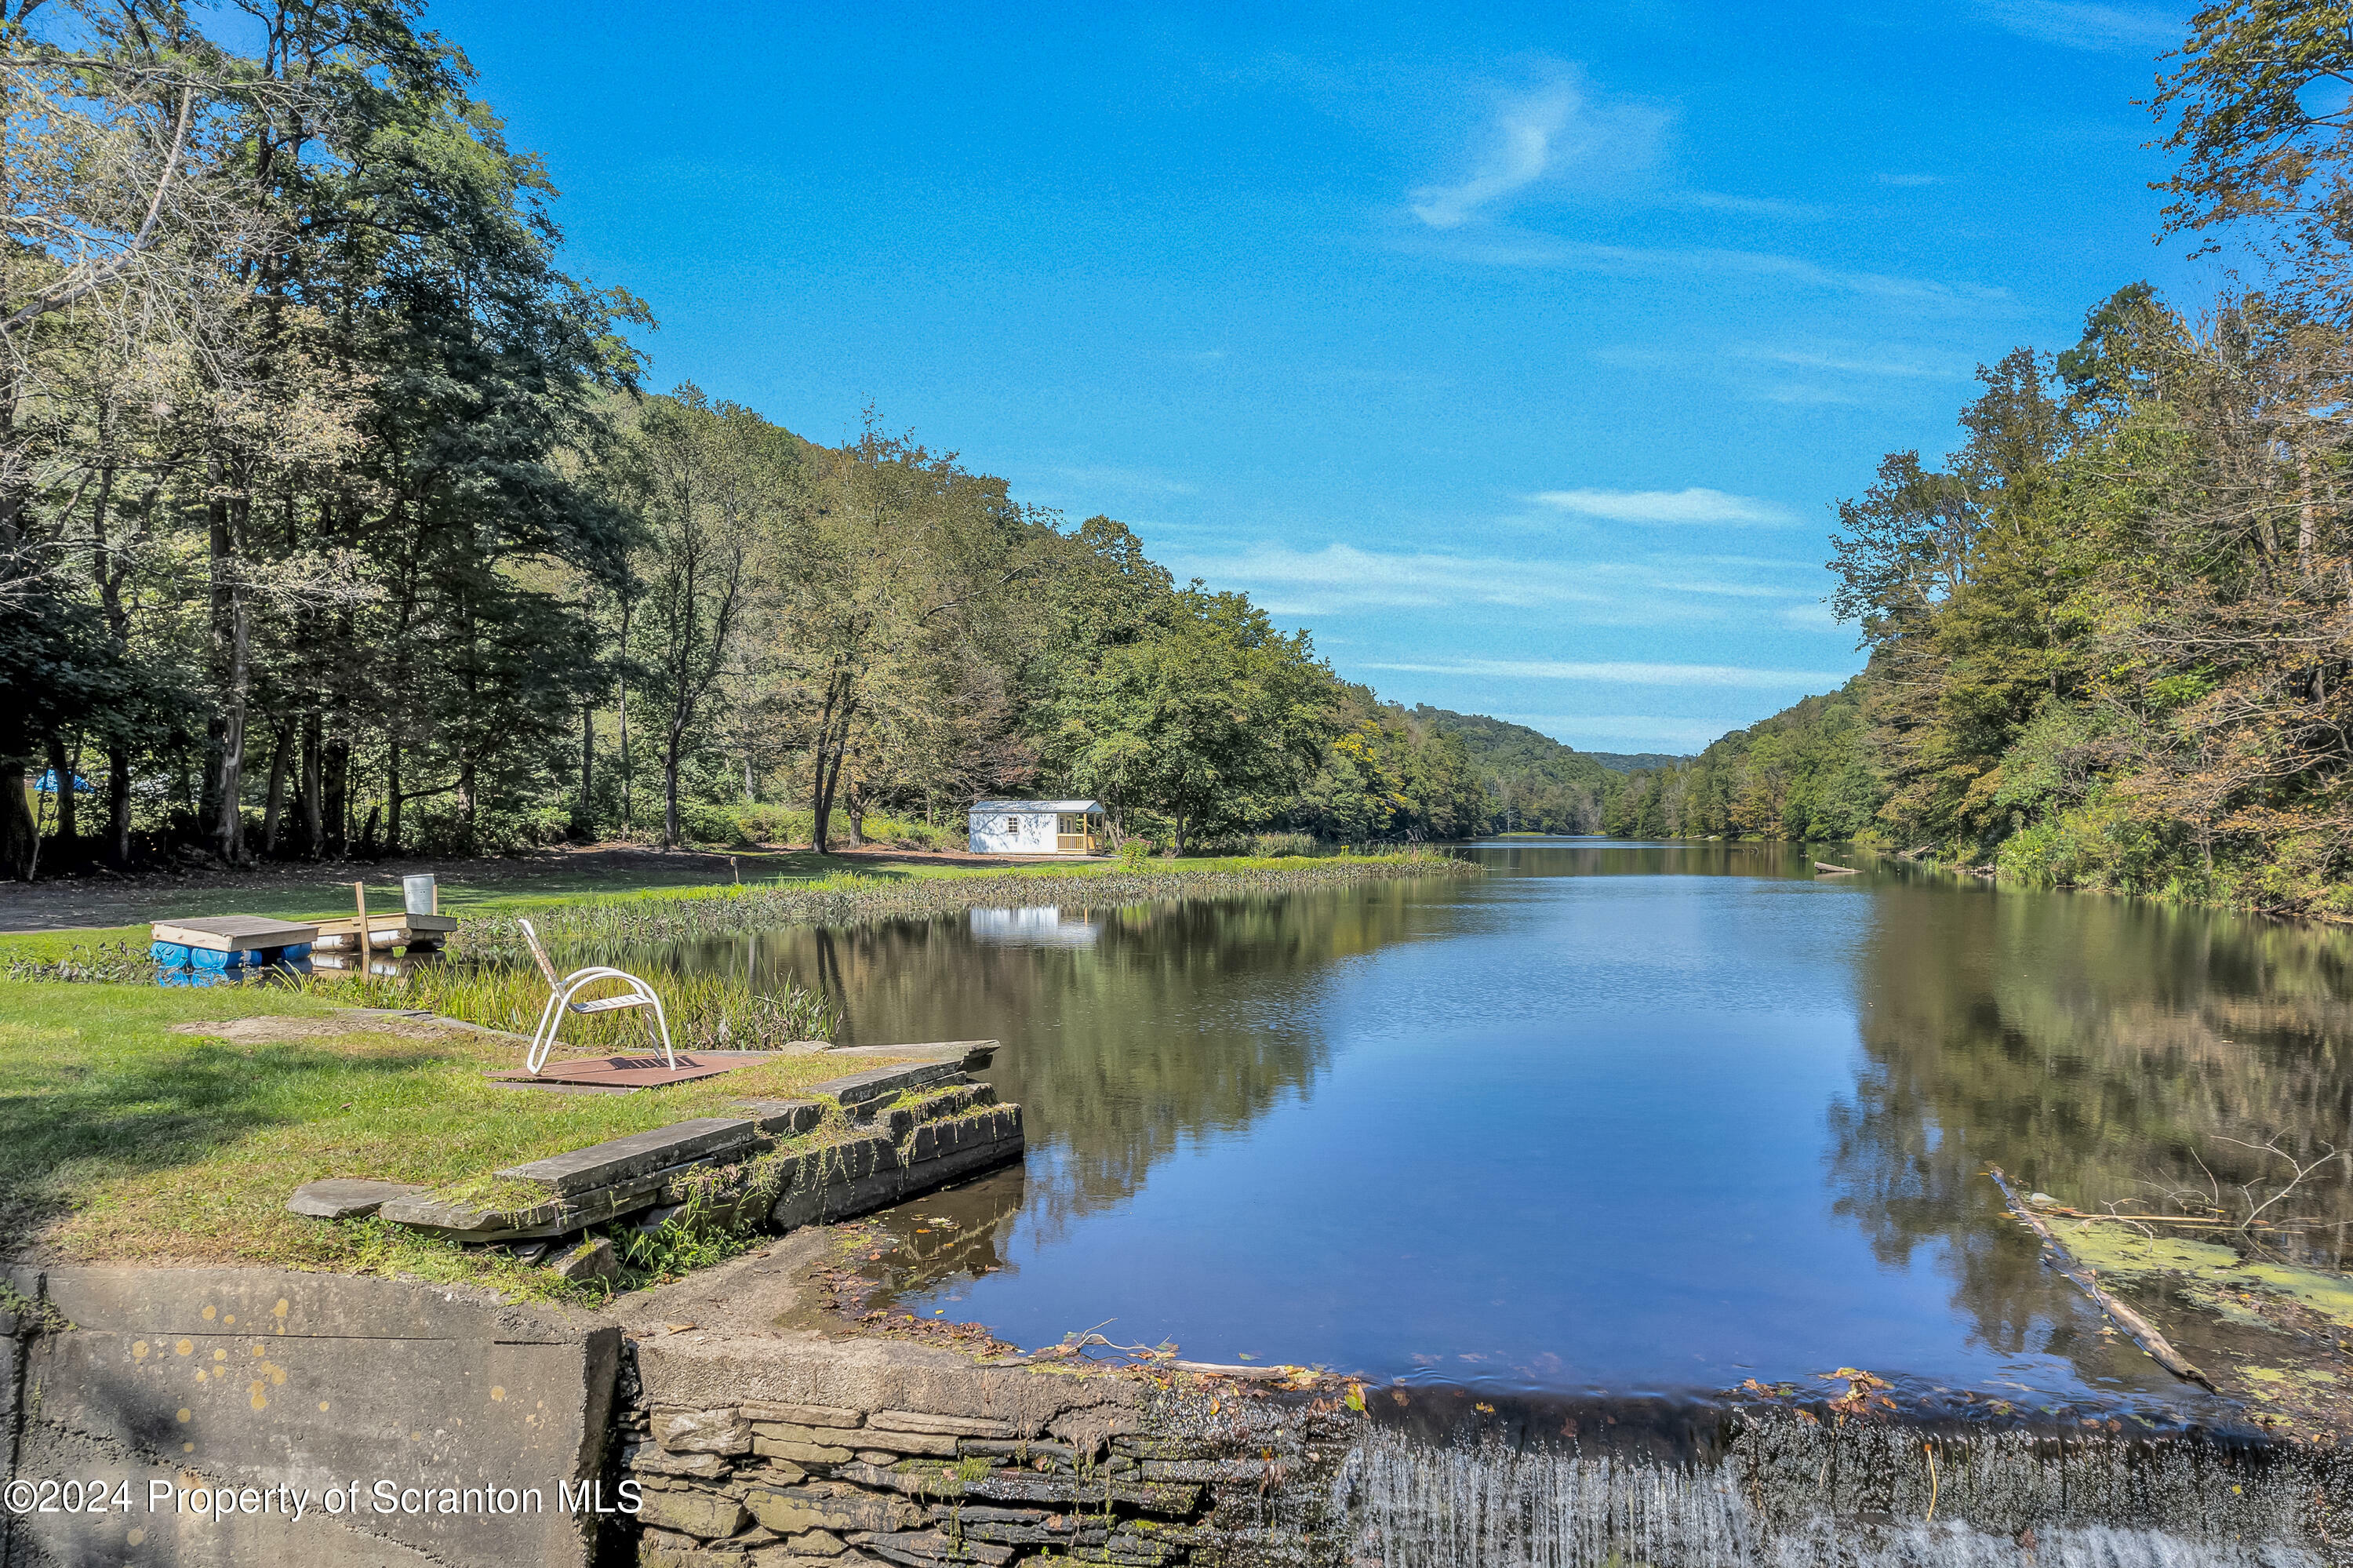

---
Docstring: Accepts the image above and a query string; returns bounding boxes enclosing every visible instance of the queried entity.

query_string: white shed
[969,799,1107,856]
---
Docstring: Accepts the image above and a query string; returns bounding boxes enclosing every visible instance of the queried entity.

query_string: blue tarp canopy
[32,770,94,795]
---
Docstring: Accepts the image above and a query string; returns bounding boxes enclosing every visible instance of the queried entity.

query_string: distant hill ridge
[1399,705,1691,834]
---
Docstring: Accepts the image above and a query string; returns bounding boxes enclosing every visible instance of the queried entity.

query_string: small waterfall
[1328,1422,2333,1568]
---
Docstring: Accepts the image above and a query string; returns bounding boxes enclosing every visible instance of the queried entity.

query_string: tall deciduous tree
[1060,588,1336,853]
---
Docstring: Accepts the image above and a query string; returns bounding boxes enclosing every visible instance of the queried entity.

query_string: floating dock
[149,915,316,970]
[310,911,458,952]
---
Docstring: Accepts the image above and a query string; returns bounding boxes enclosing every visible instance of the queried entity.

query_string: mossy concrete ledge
[1,1264,619,1566]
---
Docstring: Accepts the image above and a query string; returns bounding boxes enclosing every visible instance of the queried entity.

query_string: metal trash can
[402,874,438,915]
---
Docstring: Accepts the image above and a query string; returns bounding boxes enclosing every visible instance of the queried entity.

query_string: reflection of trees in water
[1827,885,2353,1360]
[1477,842,1819,879]
[665,886,1437,1236]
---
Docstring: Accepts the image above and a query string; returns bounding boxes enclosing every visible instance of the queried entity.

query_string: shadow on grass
[0,1040,453,1250]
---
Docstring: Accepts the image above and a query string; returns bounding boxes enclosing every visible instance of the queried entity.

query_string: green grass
[0,979,907,1299]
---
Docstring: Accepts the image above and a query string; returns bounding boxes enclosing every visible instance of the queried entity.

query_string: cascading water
[1326,1417,2340,1568]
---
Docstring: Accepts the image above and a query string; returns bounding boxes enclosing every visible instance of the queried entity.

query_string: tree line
[0,0,1538,877]
[1597,3,2353,919]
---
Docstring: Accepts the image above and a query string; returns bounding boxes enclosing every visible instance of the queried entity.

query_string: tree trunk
[299,711,323,857]
[260,721,291,854]
[663,726,684,849]
[384,733,403,856]
[104,746,131,868]
[809,675,856,853]
[617,595,634,831]
[323,737,349,857]
[205,484,250,864]
[2,770,36,881]
[45,734,75,843]
[576,701,595,838]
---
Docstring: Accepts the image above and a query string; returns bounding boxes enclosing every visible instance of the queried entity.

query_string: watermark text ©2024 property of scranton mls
[3,1475,642,1523]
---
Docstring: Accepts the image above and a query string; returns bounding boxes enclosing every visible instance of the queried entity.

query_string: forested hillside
[1598,2,2353,919]
[1405,708,1621,832]
[0,0,1591,875]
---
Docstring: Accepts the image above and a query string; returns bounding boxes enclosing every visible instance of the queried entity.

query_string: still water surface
[659,840,2353,1409]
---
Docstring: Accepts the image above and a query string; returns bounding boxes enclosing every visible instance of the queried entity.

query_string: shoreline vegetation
[2,848,1475,1053]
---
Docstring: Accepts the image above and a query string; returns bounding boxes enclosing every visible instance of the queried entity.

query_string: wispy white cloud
[1162,541,1806,620]
[1671,191,1828,220]
[1758,384,1862,406]
[1496,713,1726,747]
[1366,657,1851,689]
[1780,603,1846,632]
[1398,228,2011,306]
[1747,347,1960,379]
[1408,66,1671,230]
[1532,487,1796,526]
[1977,0,2180,51]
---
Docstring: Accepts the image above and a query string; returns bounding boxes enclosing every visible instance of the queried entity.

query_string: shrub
[1249,831,1320,858]
[860,814,954,851]
[718,802,813,846]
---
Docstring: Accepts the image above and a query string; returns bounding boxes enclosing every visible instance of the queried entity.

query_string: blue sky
[431,0,2209,755]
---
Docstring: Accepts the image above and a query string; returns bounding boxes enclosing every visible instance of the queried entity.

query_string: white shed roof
[970,799,1103,813]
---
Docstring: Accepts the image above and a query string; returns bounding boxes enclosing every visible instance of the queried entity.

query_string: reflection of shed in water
[968,906,1101,948]
[967,799,1105,855]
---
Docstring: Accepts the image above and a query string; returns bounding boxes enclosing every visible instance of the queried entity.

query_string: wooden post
[352,880,368,955]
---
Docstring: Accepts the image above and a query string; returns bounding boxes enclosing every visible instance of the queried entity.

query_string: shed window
[1004,817,1020,833]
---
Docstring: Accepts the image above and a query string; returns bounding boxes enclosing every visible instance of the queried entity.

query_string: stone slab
[285,1177,424,1220]
[820,1039,998,1069]
[802,1062,966,1109]
[871,1410,1018,1439]
[150,915,319,952]
[735,1098,825,1136]
[740,1400,865,1428]
[380,1166,673,1241]
[499,1117,758,1195]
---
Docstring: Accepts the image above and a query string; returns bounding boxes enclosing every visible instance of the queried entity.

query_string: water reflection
[1828,880,2353,1364]
[667,889,1434,1231]
[641,845,2353,1403]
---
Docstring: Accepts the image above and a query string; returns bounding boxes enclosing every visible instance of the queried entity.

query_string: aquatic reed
[293,961,836,1052]
[456,851,1476,951]
[5,941,835,1050]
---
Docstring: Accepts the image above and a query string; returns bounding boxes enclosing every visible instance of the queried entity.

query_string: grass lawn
[0,977,911,1300]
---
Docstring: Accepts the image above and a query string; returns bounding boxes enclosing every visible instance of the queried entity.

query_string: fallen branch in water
[2045,1207,2298,1231]
[1813,861,1860,875]
[1988,1166,2218,1393]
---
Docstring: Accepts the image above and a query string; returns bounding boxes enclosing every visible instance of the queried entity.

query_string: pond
[652,840,2353,1413]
